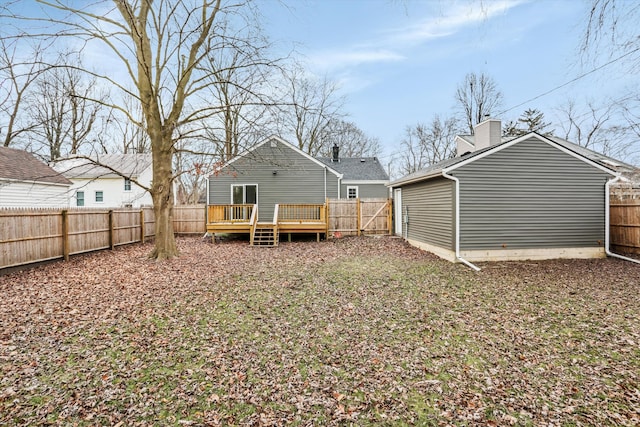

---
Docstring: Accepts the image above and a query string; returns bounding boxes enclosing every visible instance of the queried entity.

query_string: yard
[1,236,639,426]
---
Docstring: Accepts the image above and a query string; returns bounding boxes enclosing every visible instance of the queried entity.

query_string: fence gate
[327,198,391,237]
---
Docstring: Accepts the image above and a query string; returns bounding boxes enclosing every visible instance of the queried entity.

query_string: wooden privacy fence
[328,198,392,237]
[0,205,206,270]
[610,193,640,254]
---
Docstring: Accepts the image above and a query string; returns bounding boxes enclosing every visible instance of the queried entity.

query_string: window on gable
[95,191,104,203]
[347,186,358,199]
[76,191,84,207]
[124,178,132,191]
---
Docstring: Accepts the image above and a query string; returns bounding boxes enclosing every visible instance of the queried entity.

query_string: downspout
[324,166,327,200]
[605,175,640,264]
[442,170,481,271]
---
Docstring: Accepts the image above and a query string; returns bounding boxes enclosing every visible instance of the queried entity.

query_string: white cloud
[385,0,528,46]
[309,49,405,71]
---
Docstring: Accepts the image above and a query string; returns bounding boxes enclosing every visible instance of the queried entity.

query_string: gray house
[390,118,631,267]
[208,136,389,221]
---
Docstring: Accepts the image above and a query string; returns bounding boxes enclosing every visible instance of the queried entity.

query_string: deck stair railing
[251,205,277,246]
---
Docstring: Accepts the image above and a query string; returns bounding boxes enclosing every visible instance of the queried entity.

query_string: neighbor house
[390,118,634,266]
[53,153,154,208]
[208,135,389,221]
[0,146,71,207]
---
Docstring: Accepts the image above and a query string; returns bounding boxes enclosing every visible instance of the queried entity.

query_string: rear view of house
[391,118,630,265]
[0,147,71,207]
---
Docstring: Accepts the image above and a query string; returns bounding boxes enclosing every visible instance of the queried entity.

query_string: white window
[76,191,84,207]
[347,186,359,199]
[95,191,104,203]
[124,178,132,191]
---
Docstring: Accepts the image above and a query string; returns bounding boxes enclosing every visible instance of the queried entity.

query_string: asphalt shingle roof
[316,156,389,181]
[53,154,152,179]
[0,147,71,185]
[390,132,637,187]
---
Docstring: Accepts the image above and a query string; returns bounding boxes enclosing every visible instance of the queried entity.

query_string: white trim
[346,185,359,199]
[394,188,402,236]
[211,135,343,179]
[342,180,389,185]
[444,132,619,176]
[230,183,258,204]
[94,190,104,203]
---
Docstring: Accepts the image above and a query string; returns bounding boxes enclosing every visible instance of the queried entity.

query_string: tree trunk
[148,143,178,260]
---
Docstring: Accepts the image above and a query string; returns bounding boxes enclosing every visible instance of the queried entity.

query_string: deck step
[252,226,278,247]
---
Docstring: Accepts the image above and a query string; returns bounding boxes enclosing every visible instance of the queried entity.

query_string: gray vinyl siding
[341,183,389,199]
[401,177,455,250]
[452,137,613,250]
[209,141,339,221]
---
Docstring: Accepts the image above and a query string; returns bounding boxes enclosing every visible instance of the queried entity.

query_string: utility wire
[498,46,640,116]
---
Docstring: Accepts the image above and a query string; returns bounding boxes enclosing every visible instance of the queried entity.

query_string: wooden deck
[206,204,327,245]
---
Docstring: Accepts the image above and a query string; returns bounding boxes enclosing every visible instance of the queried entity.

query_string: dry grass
[1,236,639,425]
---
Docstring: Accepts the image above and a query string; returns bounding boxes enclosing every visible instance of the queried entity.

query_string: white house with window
[53,154,155,208]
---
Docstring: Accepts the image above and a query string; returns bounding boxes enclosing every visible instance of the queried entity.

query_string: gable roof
[212,135,343,179]
[316,156,389,181]
[0,146,71,186]
[53,153,153,179]
[391,132,628,187]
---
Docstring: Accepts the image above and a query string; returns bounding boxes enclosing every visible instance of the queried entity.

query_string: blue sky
[259,0,636,163]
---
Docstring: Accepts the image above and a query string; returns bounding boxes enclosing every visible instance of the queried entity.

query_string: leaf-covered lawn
[1,236,639,426]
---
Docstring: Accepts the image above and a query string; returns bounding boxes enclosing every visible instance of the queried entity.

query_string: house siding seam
[401,177,455,250]
[452,137,613,250]
[209,142,338,221]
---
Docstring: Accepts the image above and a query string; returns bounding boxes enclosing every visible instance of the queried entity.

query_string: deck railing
[277,204,326,222]
[207,204,255,223]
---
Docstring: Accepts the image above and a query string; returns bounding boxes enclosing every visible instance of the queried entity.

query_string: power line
[498,46,640,116]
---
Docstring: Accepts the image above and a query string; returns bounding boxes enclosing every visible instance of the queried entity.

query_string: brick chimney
[332,144,339,162]
[473,118,502,151]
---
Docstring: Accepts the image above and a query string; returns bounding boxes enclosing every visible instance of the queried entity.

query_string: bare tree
[7,0,273,259]
[205,25,279,163]
[555,99,636,161]
[581,0,640,71]
[30,57,102,161]
[0,38,51,147]
[398,115,459,175]
[317,119,381,158]
[454,72,503,134]
[280,67,345,156]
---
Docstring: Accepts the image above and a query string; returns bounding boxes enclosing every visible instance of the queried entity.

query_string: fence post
[61,210,69,262]
[108,210,114,250]
[388,198,393,235]
[356,198,361,236]
[140,209,145,244]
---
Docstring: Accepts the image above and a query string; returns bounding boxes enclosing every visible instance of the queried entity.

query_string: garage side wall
[401,177,455,251]
[452,137,613,251]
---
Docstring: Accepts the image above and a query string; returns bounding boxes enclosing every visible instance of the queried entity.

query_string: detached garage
[390,119,633,267]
